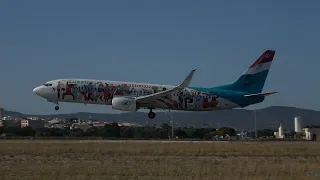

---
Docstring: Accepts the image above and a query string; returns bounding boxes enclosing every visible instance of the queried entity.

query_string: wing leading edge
[135,69,196,103]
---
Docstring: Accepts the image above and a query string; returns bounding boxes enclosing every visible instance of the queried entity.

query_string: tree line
[0,123,239,140]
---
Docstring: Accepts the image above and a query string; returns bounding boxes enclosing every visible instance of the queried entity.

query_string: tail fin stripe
[249,50,275,68]
[246,61,272,75]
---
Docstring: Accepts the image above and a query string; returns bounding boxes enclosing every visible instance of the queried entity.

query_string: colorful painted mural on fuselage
[55,79,220,110]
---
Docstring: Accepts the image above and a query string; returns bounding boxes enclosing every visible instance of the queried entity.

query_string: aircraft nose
[33,86,42,95]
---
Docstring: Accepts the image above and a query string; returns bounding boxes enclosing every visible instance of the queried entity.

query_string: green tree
[103,122,120,138]
[132,126,144,139]
[120,126,134,138]
[4,127,21,136]
[174,129,187,139]
[217,127,236,137]
[192,128,205,139]
[0,126,4,135]
[19,127,36,136]
[203,131,217,140]
[35,127,69,137]
[69,128,85,137]
[260,129,274,137]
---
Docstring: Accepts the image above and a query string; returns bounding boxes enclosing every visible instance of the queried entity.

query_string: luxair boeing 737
[33,50,277,119]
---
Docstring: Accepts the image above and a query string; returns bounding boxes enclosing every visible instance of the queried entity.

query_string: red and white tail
[245,50,276,75]
[218,50,276,94]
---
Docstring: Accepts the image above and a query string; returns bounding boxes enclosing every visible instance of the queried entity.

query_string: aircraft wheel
[55,106,59,111]
[148,111,156,119]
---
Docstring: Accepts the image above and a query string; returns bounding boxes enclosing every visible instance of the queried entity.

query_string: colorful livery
[33,50,277,119]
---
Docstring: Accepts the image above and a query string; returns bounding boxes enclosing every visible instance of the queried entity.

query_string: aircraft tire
[148,112,156,119]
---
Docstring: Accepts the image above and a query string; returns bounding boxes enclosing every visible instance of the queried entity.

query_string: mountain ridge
[3,106,320,131]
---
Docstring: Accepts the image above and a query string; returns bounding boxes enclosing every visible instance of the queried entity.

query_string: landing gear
[50,101,59,111]
[148,109,156,119]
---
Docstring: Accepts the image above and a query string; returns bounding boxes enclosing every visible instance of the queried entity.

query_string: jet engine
[111,97,137,111]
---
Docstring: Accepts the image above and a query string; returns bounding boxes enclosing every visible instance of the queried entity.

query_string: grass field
[0,140,319,180]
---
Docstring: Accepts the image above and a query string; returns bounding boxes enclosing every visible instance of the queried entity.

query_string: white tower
[294,116,302,133]
[278,123,284,138]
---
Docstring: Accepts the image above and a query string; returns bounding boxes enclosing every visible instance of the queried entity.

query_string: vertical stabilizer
[217,50,276,94]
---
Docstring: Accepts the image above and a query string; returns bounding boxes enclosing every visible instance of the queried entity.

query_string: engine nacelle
[111,97,137,111]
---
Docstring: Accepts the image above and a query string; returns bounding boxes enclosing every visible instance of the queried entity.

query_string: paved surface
[1,139,318,144]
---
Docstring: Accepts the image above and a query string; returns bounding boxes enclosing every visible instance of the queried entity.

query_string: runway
[0,139,226,143]
[0,139,317,144]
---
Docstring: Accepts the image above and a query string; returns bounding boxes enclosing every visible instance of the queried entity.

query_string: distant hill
[3,106,320,131]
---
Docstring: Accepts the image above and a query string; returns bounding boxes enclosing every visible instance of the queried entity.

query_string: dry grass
[0,140,319,180]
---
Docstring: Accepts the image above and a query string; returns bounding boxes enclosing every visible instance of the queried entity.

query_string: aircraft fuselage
[33,78,248,111]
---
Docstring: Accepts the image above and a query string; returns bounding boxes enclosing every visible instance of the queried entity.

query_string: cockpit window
[44,83,53,86]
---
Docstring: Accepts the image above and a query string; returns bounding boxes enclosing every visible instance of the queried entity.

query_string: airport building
[273,116,320,141]
[20,119,45,129]
[304,128,320,141]
[294,116,302,133]
[274,123,285,138]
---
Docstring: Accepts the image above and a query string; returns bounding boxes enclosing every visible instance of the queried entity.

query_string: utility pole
[169,110,174,140]
[171,114,174,140]
[254,110,257,139]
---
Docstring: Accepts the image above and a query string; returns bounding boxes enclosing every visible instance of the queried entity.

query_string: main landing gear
[148,109,156,119]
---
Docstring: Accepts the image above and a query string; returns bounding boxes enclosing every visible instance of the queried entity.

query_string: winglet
[178,69,196,88]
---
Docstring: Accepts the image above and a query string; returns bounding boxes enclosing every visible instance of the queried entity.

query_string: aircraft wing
[135,69,196,102]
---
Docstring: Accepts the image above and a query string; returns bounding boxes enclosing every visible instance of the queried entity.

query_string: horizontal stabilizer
[244,91,277,97]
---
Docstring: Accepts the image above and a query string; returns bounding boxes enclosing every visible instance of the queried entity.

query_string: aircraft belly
[138,93,238,111]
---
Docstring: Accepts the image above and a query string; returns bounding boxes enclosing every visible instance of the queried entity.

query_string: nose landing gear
[48,100,59,111]
[148,109,156,119]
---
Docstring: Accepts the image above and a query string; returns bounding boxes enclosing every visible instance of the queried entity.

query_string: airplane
[33,50,277,119]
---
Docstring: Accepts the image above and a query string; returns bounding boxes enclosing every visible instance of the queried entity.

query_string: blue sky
[0,0,319,115]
